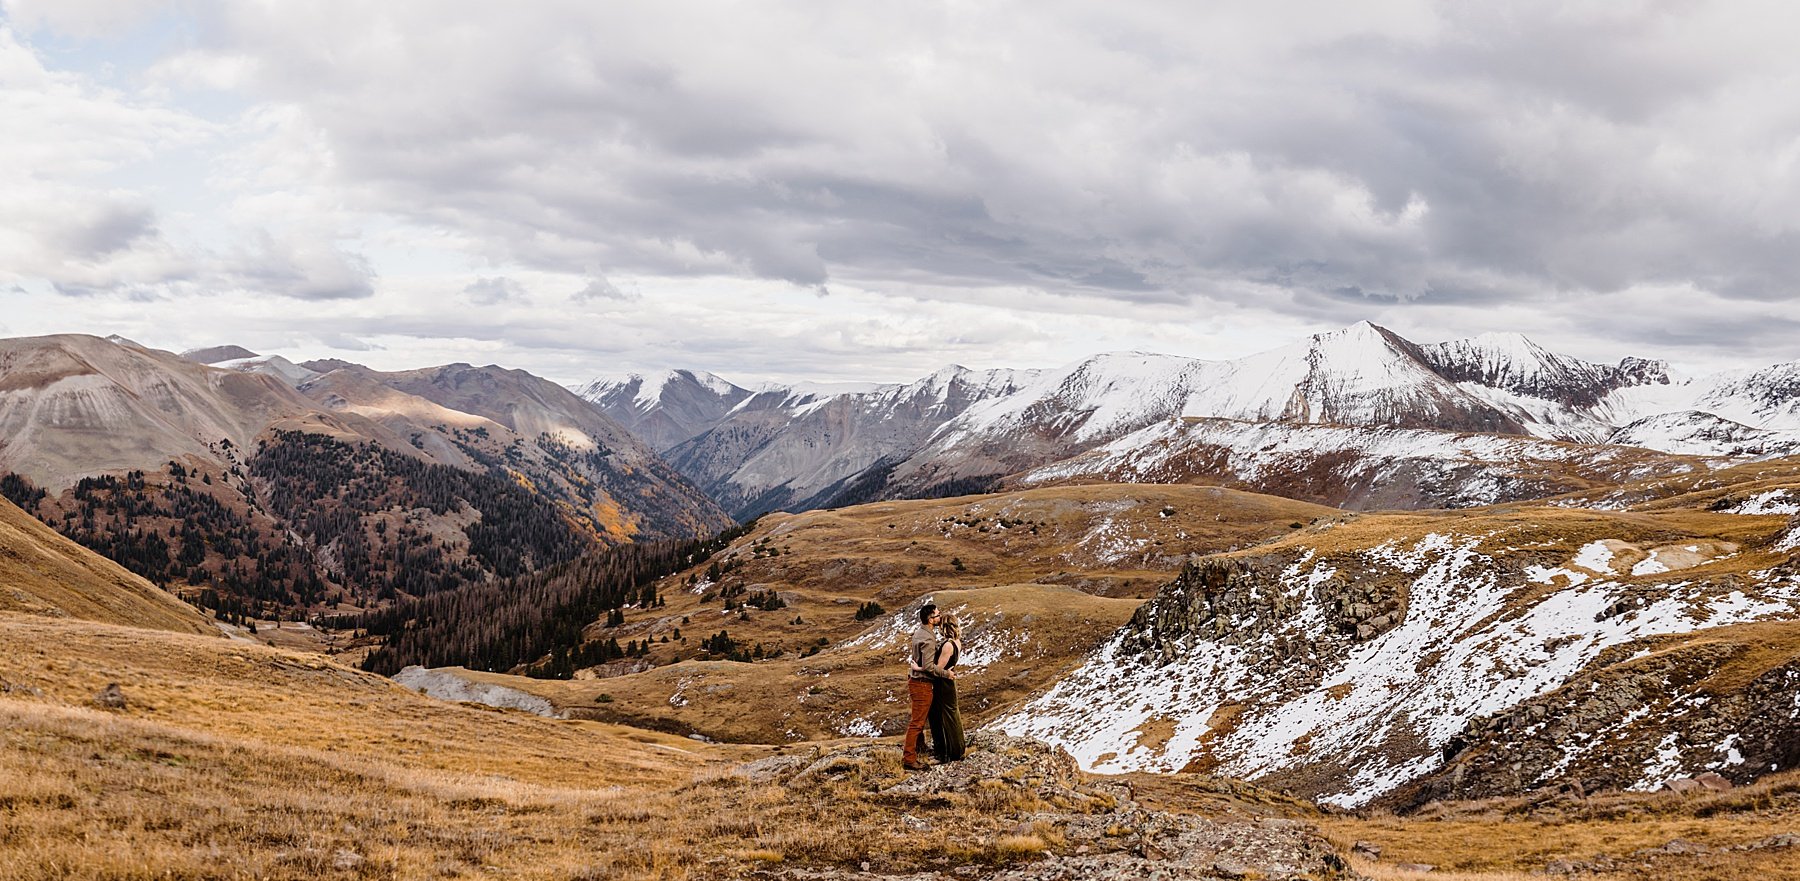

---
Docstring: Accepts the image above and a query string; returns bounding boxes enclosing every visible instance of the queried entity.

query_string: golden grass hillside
[0,496,214,636]
[1236,501,1796,583]
[1551,454,1800,512]
[0,612,743,879]
[0,611,1357,880]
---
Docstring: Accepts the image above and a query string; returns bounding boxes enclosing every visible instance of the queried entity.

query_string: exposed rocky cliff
[998,508,1800,806]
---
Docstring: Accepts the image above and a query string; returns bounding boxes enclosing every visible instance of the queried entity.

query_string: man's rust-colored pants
[903,677,934,765]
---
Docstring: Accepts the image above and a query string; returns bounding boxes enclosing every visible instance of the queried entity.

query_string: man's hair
[918,603,937,624]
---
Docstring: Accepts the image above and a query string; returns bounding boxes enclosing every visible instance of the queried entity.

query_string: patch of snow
[1633,733,1684,791]
[1527,565,1589,587]
[392,667,563,718]
[1572,541,1616,574]
[837,717,881,738]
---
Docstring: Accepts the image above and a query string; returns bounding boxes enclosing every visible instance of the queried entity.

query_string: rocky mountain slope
[996,496,1800,807]
[0,334,358,491]
[1394,618,1800,808]
[300,361,730,542]
[590,322,1800,518]
[575,369,755,451]
[0,333,727,616]
[585,366,1034,518]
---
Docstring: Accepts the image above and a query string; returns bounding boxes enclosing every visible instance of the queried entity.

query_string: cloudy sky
[3,1,1798,385]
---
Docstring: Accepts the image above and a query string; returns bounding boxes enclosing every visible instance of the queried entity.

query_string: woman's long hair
[940,617,962,641]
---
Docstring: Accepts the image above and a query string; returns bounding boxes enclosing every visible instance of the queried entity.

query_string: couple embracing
[902,602,966,770]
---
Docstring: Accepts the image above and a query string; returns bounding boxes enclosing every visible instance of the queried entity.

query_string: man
[902,602,941,770]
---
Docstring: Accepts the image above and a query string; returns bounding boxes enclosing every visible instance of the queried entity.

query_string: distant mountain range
[580,321,1800,518]
[5,322,1796,615]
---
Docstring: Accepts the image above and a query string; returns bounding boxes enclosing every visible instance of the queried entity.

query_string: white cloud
[462,276,526,305]
[573,274,635,302]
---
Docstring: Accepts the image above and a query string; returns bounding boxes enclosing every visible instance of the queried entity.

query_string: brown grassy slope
[0,612,754,880]
[459,581,1144,743]
[1322,770,1800,880]
[1591,619,1800,695]
[1236,502,1793,581]
[0,614,723,787]
[0,496,214,635]
[0,612,1347,880]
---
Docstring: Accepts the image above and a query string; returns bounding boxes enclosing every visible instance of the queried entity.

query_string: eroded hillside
[0,333,728,617]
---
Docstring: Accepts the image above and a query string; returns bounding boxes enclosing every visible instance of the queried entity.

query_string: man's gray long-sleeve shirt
[909,623,937,680]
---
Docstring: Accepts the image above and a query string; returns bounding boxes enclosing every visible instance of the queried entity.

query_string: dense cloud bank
[3,1,1797,379]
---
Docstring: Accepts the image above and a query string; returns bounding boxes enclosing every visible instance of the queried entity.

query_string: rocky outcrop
[742,733,1358,881]
[92,682,127,710]
[1123,555,1403,664]
[1392,625,1800,808]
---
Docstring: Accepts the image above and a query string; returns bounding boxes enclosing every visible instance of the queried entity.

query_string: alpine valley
[6,322,1800,881]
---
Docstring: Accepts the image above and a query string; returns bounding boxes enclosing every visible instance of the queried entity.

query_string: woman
[923,617,966,762]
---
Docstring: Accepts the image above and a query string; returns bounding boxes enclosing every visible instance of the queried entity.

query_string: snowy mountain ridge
[585,322,1800,518]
